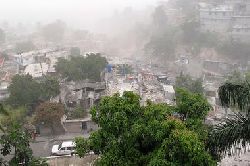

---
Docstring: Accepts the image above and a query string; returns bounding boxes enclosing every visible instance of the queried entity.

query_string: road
[30,133,89,157]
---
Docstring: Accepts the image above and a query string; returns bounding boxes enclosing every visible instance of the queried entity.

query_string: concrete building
[199,3,234,33]
[199,0,250,42]
[231,16,250,42]
[24,63,49,78]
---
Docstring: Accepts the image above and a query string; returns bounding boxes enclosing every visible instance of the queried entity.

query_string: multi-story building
[199,3,234,33]
[199,0,250,43]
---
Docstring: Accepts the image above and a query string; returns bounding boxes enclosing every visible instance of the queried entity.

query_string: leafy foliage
[175,73,204,94]
[175,88,211,121]
[34,102,65,133]
[149,129,214,166]
[70,47,81,56]
[218,82,250,111]
[209,80,250,159]
[40,77,60,100]
[209,113,250,158]
[75,137,89,157]
[0,103,8,132]
[7,75,60,107]
[0,123,33,165]
[70,106,87,119]
[55,53,107,81]
[0,106,27,129]
[8,74,41,107]
[76,92,215,165]
[0,123,48,165]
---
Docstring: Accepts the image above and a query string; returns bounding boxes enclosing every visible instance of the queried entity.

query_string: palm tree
[0,103,8,132]
[208,81,250,158]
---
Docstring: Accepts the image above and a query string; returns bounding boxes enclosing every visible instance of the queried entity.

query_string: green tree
[8,74,41,107]
[0,123,48,165]
[227,70,244,83]
[175,88,211,121]
[70,47,81,56]
[15,41,36,53]
[40,77,60,100]
[71,106,87,119]
[55,54,107,81]
[0,123,32,165]
[208,80,250,159]
[175,73,204,94]
[0,106,27,129]
[149,130,214,166]
[245,71,250,82]
[0,103,8,132]
[34,102,65,134]
[175,88,212,143]
[7,75,60,107]
[76,92,215,165]
[75,137,89,157]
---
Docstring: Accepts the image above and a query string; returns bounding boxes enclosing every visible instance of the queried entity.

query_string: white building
[162,84,175,105]
[199,3,234,33]
[231,15,250,42]
[199,1,250,43]
[24,63,49,78]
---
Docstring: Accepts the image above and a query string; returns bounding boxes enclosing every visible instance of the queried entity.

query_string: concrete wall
[200,9,233,33]
[47,155,98,166]
[63,120,99,134]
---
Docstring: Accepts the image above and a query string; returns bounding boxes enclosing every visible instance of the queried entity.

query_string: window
[58,143,62,150]
[67,147,75,150]
[60,147,65,150]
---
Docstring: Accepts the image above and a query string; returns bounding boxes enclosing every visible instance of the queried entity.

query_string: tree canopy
[7,75,60,107]
[0,123,48,165]
[0,123,32,165]
[34,102,65,134]
[208,80,250,159]
[175,73,204,94]
[55,53,107,81]
[70,47,81,56]
[0,106,27,129]
[75,92,215,165]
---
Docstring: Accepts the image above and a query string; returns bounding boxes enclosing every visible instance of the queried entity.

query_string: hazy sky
[0,0,160,29]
